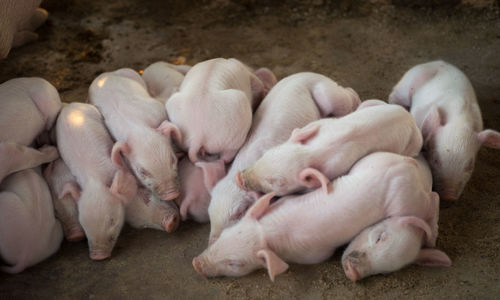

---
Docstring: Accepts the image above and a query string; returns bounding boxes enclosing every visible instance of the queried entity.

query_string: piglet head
[421,108,489,201]
[237,141,310,196]
[341,216,451,281]
[78,170,136,260]
[111,123,182,201]
[194,193,288,281]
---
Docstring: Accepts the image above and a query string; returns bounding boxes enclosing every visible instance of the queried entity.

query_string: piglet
[389,60,500,201]
[0,77,61,183]
[126,187,180,232]
[238,100,422,196]
[208,72,360,243]
[0,168,63,274]
[43,158,85,242]
[165,58,277,164]
[193,152,445,281]
[342,215,451,282]
[89,68,182,201]
[57,102,138,260]
[0,0,48,58]
[142,61,190,104]
[176,158,226,223]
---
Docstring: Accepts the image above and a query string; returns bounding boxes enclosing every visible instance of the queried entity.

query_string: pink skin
[389,60,500,201]
[175,158,226,223]
[342,216,451,282]
[239,100,422,196]
[126,187,180,232]
[0,77,61,183]
[56,103,138,260]
[207,72,360,243]
[141,61,191,104]
[165,58,278,164]
[194,152,439,281]
[0,0,48,58]
[0,168,63,274]
[43,158,85,242]
[89,68,182,201]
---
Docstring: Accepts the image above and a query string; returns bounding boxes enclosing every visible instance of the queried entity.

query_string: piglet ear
[414,249,452,267]
[244,192,275,220]
[195,160,226,192]
[299,167,331,194]
[111,141,131,169]
[110,169,137,205]
[257,249,289,282]
[157,120,182,145]
[421,107,442,145]
[398,216,435,247]
[60,181,81,201]
[477,129,500,149]
[290,124,319,144]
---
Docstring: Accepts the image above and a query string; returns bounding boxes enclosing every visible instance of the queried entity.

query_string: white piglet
[194,152,446,281]
[238,100,422,196]
[89,68,182,201]
[0,168,63,274]
[0,77,61,183]
[208,72,360,243]
[165,58,277,164]
[389,60,500,200]
[57,103,138,260]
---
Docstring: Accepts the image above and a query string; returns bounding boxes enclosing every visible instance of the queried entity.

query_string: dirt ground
[1,0,499,298]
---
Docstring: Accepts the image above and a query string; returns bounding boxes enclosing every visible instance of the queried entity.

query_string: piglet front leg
[0,142,58,183]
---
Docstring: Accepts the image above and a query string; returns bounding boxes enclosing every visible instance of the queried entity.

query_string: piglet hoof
[162,214,180,233]
[235,171,247,191]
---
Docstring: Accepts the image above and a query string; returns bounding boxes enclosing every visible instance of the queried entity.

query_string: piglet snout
[162,214,180,233]
[65,226,86,242]
[440,190,458,201]
[192,257,208,278]
[161,190,180,201]
[343,257,361,282]
[90,250,111,261]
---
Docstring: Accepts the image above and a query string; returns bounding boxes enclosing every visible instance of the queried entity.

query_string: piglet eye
[228,262,244,268]
[375,232,386,244]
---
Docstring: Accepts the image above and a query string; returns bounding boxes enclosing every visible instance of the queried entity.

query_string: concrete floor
[0,0,499,298]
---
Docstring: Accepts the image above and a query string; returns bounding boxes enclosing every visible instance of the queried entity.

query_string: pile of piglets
[1,59,499,283]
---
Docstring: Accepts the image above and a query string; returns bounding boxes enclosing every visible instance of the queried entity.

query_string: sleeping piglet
[0,0,48,58]
[165,58,277,164]
[126,187,180,232]
[141,61,190,104]
[0,168,63,274]
[389,60,500,201]
[193,152,445,281]
[89,68,182,201]
[237,100,422,196]
[43,158,85,242]
[0,77,61,183]
[175,158,226,223]
[57,103,138,260]
[208,72,360,243]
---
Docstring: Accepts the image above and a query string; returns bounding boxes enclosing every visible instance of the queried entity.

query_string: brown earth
[0,0,499,299]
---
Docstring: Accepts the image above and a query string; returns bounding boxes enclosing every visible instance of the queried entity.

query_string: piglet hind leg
[0,191,31,273]
[0,142,58,183]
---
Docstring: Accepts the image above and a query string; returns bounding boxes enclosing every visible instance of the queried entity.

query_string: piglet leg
[0,142,58,182]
